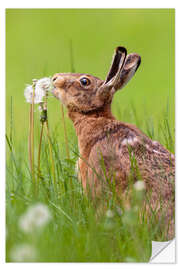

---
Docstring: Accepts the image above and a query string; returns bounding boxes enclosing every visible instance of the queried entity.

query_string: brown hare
[52,47,175,240]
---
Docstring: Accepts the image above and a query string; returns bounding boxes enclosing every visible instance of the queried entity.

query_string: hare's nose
[52,75,65,87]
[52,74,58,82]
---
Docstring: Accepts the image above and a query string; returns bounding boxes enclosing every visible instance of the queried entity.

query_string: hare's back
[87,121,175,192]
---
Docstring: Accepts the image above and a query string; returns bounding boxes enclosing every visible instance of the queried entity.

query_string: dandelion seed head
[134,180,146,191]
[36,77,53,92]
[19,203,51,233]
[10,244,37,262]
[106,209,114,218]
[24,77,53,104]
[24,84,45,104]
[24,85,33,103]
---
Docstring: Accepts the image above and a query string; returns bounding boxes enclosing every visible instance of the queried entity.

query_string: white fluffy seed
[106,210,114,218]
[10,244,37,262]
[134,180,146,191]
[19,203,51,233]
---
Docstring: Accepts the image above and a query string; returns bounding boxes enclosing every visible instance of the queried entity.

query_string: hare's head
[52,47,141,114]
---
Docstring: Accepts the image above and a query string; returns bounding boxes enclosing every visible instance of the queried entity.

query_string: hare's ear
[104,46,127,85]
[115,53,141,91]
[97,46,127,98]
[98,47,141,99]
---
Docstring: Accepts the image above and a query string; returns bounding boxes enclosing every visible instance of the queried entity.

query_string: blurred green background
[6,9,175,144]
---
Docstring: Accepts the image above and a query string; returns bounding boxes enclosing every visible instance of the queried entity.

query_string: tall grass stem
[60,104,70,159]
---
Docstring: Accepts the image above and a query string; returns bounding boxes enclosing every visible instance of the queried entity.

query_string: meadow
[6,9,175,262]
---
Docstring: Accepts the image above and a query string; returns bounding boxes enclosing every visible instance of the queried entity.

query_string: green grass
[6,9,175,262]
[6,101,174,262]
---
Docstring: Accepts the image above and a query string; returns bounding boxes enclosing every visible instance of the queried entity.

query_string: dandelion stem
[43,94,57,193]
[31,85,35,178]
[25,77,53,196]
[37,121,44,193]
[45,119,57,192]
[30,81,36,194]
[60,104,70,159]
[28,105,32,172]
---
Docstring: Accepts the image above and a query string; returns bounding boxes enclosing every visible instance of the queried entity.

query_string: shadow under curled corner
[150,239,175,263]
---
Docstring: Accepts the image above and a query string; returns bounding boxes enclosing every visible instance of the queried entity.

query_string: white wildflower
[19,203,51,233]
[106,209,114,218]
[134,180,146,191]
[24,77,52,104]
[10,244,37,262]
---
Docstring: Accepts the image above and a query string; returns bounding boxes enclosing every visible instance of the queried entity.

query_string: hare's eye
[80,77,90,87]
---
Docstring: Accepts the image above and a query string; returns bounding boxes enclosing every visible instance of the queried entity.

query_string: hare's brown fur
[52,47,175,240]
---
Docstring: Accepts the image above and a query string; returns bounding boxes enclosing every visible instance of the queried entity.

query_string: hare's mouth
[52,87,57,96]
[52,87,65,104]
[52,87,61,99]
